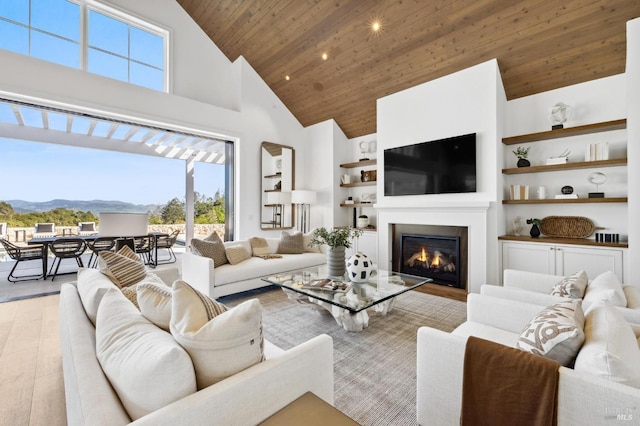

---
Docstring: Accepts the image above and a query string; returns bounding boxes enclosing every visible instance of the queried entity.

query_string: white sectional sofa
[182,237,326,299]
[417,294,640,425]
[481,269,640,324]
[59,266,334,426]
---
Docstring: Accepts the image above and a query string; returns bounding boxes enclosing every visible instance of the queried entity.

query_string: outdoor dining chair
[48,238,86,281]
[154,229,180,264]
[134,235,152,264]
[0,238,46,283]
[87,237,116,268]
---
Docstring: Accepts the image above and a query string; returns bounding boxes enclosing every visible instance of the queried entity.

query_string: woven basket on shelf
[540,216,595,238]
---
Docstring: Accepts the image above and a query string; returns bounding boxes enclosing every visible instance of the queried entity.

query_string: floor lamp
[291,190,317,233]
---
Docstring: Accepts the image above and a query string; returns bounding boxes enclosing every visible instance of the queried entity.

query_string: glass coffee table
[262,265,432,332]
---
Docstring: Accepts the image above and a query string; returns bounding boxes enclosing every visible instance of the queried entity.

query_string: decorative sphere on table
[346,252,374,283]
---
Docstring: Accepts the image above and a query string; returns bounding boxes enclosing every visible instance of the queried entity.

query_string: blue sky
[1,138,226,205]
[0,1,226,206]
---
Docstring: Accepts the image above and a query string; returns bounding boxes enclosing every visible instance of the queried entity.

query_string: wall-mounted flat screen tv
[384,133,476,196]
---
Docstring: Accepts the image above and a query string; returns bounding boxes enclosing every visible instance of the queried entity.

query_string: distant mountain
[6,199,162,214]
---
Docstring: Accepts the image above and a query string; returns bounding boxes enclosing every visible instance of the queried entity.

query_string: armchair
[33,222,56,238]
[481,269,640,324]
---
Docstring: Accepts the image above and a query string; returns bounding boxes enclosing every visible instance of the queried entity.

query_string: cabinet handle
[557,248,562,251]
[550,247,554,250]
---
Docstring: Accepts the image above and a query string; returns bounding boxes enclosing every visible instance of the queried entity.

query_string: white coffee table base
[282,288,396,332]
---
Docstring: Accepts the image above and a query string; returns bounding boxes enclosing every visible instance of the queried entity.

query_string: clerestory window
[0,0,168,92]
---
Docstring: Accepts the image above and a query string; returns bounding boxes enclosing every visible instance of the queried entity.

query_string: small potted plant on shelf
[513,146,531,167]
[526,218,542,238]
[311,227,363,277]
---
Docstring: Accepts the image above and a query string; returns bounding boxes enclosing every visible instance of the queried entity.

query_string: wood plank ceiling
[177,0,640,138]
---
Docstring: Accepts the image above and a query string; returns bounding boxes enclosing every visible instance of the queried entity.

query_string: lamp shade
[98,213,149,237]
[291,190,317,204]
[267,191,291,204]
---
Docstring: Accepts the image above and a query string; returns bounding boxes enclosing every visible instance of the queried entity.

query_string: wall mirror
[261,142,295,230]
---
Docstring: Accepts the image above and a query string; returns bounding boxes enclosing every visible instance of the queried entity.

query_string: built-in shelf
[340,181,376,188]
[498,235,628,248]
[502,197,627,205]
[502,119,627,145]
[264,189,281,193]
[339,159,377,168]
[340,203,375,207]
[502,158,627,174]
[263,173,282,178]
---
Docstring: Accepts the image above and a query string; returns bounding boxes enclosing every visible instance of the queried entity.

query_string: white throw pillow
[516,299,585,366]
[76,267,119,326]
[96,288,196,420]
[623,286,640,310]
[574,301,640,388]
[583,271,627,307]
[137,278,173,331]
[303,231,322,253]
[550,270,588,299]
[170,280,264,389]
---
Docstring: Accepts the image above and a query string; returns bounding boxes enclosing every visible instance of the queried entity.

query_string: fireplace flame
[419,247,427,262]
[431,251,441,266]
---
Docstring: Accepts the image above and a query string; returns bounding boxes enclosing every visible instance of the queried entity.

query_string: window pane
[130,27,163,68]
[88,48,128,82]
[88,10,128,57]
[130,62,164,91]
[0,0,29,25]
[32,0,79,41]
[31,31,79,68]
[0,21,28,54]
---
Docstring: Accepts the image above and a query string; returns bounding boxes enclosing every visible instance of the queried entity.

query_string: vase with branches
[513,146,531,167]
[311,227,363,276]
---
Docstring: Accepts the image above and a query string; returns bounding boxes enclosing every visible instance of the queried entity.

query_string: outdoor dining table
[28,232,168,278]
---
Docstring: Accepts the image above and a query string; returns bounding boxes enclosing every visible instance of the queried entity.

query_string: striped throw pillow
[98,245,147,288]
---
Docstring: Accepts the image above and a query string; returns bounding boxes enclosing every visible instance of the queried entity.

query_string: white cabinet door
[502,241,555,276]
[555,245,624,282]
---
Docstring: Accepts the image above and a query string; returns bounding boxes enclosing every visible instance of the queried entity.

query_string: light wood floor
[0,295,66,426]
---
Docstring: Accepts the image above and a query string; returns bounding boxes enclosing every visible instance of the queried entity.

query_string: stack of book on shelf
[555,194,579,199]
[546,156,569,165]
[585,142,609,161]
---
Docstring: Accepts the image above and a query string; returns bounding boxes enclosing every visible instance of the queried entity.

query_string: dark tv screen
[384,133,477,196]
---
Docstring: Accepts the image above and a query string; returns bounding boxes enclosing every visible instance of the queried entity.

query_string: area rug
[221,287,466,426]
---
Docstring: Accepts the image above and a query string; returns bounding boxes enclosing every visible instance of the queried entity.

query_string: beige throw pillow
[225,245,251,265]
[96,288,196,420]
[550,270,588,299]
[191,238,228,268]
[249,237,271,256]
[137,278,173,331]
[583,271,627,307]
[516,299,585,366]
[170,280,264,389]
[277,231,304,254]
[575,301,640,388]
[303,232,322,253]
[98,245,147,288]
[76,267,119,326]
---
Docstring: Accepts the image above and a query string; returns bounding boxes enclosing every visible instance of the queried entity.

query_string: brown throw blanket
[461,336,559,426]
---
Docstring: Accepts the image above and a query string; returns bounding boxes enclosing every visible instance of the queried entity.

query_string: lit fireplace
[399,234,461,288]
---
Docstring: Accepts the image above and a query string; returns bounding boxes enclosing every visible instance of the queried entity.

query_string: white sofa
[481,269,640,324]
[59,267,334,426]
[417,293,640,425]
[182,237,326,299]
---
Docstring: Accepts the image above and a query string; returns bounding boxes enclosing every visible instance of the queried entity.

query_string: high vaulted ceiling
[177,0,640,138]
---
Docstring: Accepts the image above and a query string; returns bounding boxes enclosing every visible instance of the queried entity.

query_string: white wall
[627,17,640,282]
[0,0,306,241]
[376,59,503,291]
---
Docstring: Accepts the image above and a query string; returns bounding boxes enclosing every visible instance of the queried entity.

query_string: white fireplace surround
[376,201,490,294]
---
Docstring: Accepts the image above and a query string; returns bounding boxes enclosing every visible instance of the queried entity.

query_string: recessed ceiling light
[368,17,384,36]
[321,52,328,60]
[371,20,381,32]
[285,75,290,81]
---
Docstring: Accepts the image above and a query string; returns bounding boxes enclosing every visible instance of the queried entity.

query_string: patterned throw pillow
[277,231,304,254]
[249,237,271,256]
[191,238,228,267]
[517,299,585,366]
[170,280,264,389]
[121,285,139,308]
[550,270,588,299]
[225,245,251,265]
[98,245,147,288]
